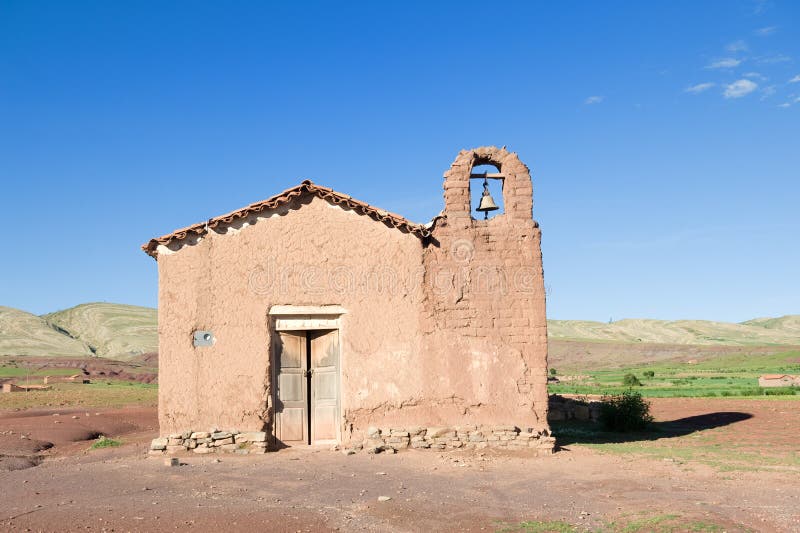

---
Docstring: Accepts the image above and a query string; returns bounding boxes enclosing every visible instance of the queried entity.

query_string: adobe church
[143,146,554,455]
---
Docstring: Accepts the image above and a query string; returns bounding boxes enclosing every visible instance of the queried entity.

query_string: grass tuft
[90,435,122,449]
[497,520,575,533]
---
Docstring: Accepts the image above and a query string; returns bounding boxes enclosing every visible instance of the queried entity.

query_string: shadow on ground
[552,411,753,447]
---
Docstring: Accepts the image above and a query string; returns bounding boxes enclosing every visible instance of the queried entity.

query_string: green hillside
[548,316,800,346]
[43,303,157,359]
[742,315,800,334]
[0,306,93,358]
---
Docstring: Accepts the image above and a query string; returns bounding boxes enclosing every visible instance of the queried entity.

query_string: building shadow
[552,411,753,448]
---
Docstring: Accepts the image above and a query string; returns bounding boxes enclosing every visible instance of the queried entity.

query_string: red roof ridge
[141,180,429,258]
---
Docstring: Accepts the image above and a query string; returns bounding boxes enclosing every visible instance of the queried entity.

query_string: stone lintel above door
[269,305,347,331]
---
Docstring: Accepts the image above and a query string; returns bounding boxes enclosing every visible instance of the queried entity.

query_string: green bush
[739,388,762,396]
[764,387,796,396]
[549,368,558,376]
[600,391,653,431]
[90,436,121,449]
[623,373,642,387]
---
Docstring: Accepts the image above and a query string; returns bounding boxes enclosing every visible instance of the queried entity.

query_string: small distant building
[2,383,52,393]
[758,374,799,388]
[43,374,90,385]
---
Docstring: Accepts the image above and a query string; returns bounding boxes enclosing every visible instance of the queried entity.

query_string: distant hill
[43,303,157,359]
[1,301,799,362]
[547,316,800,346]
[741,315,800,335]
[0,303,156,360]
[0,306,94,358]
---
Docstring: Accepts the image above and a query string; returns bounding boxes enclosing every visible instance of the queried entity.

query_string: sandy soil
[0,399,798,532]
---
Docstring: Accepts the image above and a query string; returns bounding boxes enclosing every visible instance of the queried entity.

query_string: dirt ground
[0,399,798,532]
[548,339,800,369]
[0,355,158,386]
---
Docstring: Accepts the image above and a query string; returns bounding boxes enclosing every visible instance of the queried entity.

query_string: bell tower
[422,146,549,431]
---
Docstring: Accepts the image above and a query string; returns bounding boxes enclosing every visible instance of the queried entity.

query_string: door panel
[278,334,303,368]
[275,332,307,445]
[310,330,340,443]
[315,372,337,400]
[313,405,337,440]
[278,373,304,402]
[279,407,306,442]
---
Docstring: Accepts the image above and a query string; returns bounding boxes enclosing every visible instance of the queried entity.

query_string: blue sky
[1,0,798,322]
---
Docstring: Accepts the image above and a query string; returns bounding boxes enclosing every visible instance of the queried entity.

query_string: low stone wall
[354,425,555,455]
[548,394,602,422]
[149,430,267,455]
[149,425,556,455]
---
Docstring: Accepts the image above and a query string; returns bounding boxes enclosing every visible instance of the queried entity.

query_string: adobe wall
[154,146,550,451]
[421,147,550,431]
[157,195,425,436]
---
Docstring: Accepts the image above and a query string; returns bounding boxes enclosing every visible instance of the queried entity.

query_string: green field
[0,381,158,410]
[549,349,800,398]
[0,365,78,378]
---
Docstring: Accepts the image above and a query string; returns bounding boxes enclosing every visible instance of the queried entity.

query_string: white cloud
[726,40,748,53]
[760,85,776,99]
[685,82,715,93]
[753,0,770,15]
[777,103,791,108]
[744,72,767,81]
[706,58,742,69]
[755,26,777,36]
[584,96,604,105]
[724,79,758,99]
[757,54,791,64]
[790,75,800,83]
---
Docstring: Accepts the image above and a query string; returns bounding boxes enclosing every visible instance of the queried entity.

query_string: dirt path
[0,399,798,532]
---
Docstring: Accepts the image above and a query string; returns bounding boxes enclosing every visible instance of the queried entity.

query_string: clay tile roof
[141,180,429,258]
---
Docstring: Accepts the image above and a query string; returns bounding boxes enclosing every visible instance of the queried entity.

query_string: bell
[475,178,499,219]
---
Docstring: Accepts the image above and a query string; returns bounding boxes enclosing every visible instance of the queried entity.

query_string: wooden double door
[273,329,340,446]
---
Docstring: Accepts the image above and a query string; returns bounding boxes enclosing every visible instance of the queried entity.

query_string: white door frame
[270,305,346,445]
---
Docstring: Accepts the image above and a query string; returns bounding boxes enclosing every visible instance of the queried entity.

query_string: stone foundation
[354,425,555,455]
[149,425,556,456]
[148,430,268,455]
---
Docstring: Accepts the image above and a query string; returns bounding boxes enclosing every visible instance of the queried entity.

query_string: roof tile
[142,180,429,258]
